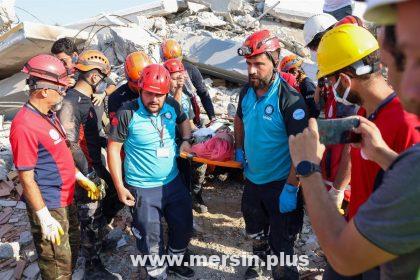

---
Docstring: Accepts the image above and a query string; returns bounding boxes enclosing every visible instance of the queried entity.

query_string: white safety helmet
[303,13,337,47]
[364,0,408,25]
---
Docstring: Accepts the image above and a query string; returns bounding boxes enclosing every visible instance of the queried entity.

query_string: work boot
[192,192,208,214]
[192,192,208,213]
[86,256,120,280]
[168,264,195,279]
[244,265,263,279]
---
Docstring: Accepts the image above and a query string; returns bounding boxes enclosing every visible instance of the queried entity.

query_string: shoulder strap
[277,78,286,119]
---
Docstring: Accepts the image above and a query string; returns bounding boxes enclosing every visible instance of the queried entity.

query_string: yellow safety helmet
[317,24,379,79]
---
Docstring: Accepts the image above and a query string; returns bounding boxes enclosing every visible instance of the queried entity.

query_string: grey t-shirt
[354,144,420,280]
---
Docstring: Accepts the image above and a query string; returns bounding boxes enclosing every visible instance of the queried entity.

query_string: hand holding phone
[317,117,361,145]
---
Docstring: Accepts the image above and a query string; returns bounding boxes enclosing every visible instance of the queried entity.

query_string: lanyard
[149,115,165,147]
[27,102,70,147]
[368,92,397,121]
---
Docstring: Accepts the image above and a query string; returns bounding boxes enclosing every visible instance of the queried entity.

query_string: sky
[14,0,155,26]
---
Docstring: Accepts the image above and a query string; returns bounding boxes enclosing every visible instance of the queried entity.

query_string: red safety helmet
[335,15,364,28]
[22,54,69,86]
[238,30,280,59]
[125,51,152,90]
[163,58,185,74]
[138,64,171,94]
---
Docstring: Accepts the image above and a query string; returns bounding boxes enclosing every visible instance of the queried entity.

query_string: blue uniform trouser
[128,175,193,279]
[241,179,304,280]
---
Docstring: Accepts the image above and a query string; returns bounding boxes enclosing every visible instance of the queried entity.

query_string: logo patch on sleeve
[164,111,172,120]
[293,109,305,120]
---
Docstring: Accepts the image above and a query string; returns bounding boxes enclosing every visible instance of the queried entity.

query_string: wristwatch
[296,161,321,178]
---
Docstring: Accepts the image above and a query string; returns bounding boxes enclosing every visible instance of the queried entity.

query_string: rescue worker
[288,1,420,278]
[316,24,419,279]
[161,40,211,212]
[235,30,308,279]
[51,39,116,143]
[163,58,209,213]
[57,50,123,278]
[107,51,152,119]
[161,39,216,125]
[280,54,320,118]
[108,64,195,279]
[303,13,352,211]
[51,38,79,87]
[10,54,79,280]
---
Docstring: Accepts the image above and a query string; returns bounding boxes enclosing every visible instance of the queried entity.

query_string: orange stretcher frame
[180,152,243,169]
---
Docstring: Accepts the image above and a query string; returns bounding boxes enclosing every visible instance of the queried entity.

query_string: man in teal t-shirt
[108,64,195,280]
[235,30,308,279]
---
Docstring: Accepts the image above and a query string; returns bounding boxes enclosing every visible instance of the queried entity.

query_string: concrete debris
[0,242,19,260]
[233,14,260,29]
[187,1,208,13]
[18,231,32,247]
[0,268,14,280]
[0,22,88,79]
[188,0,243,14]
[13,259,26,279]
[264,0,367,24]
[22,262,40,279]
[197,12,228,28]
[65,0,180,30]
[0,0,16,34]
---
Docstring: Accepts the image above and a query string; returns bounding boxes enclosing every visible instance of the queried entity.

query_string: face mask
[333,76,354,106]
[310,50,317,63]
[71,55,78,64]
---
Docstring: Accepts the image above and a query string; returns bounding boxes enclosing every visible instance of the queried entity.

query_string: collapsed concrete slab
[65,0,180,31]
[179,34,317,85]
[0,73,28,118]
[0,22,88,79]
[264,0,367,24]
[188,0,243,14]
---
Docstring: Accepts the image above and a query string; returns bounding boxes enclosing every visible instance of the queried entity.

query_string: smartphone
[317,117,362,145]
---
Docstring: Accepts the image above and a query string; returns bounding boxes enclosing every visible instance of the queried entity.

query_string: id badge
[156,147,170,158]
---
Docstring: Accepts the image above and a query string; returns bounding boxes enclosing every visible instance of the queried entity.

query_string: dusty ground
[97,172,326,280]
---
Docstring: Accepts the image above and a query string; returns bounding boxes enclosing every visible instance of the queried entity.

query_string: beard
[146,101,163,114]
[51,99,63,112]
[249,73,272,90]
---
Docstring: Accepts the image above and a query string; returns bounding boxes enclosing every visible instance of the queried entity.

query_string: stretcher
[180,152,242,169]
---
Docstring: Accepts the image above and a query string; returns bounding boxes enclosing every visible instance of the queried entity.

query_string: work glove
[235,148,245,166]
[36,207,64,245]
[76,171,104,200]
[328,187,345,214]
[279,183,299,213]
[92,92,106,106]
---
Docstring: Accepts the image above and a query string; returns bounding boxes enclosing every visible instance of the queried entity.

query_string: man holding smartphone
[289,15,420,279]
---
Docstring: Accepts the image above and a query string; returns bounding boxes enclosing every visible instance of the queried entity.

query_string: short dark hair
[382,25,406,72]
[51,38,78,56]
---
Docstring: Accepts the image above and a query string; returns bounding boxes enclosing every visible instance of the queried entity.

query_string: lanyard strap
[368,92,397,120]
[149,115,165,147]
[27,102,70,147]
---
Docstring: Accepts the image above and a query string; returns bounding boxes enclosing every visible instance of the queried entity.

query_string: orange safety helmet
[125,51,152,90]
[161,39,182,60]
[75,49,111,75]
[280,54,303,72]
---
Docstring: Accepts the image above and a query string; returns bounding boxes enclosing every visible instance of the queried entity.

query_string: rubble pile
[0,126,41,279]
